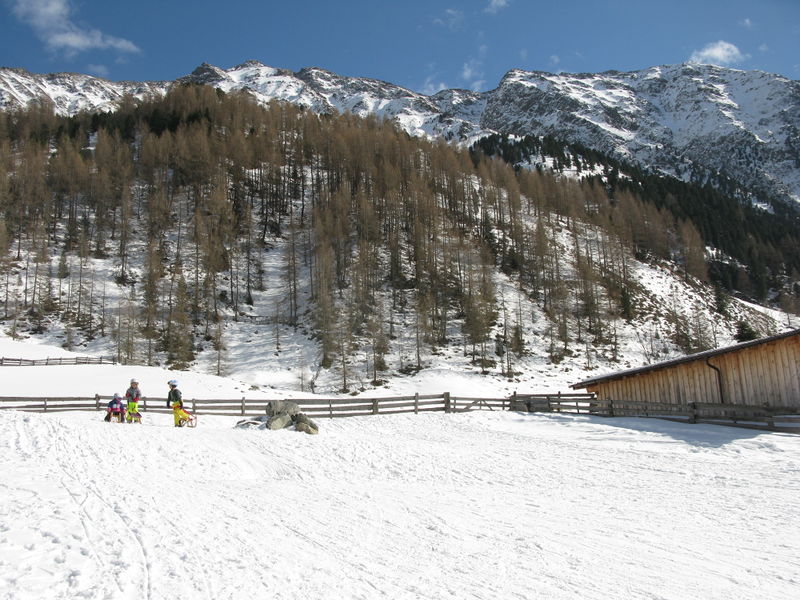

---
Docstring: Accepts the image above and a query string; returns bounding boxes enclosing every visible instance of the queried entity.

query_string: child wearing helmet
[125,378,142,424]
[168,380,190,427]
[104,393,125,423]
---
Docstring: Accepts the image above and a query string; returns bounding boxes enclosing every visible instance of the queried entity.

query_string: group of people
[105,379,194,427]
[103,378,142,423]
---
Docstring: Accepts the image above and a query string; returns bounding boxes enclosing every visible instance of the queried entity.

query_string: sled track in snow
[46,418,153,600]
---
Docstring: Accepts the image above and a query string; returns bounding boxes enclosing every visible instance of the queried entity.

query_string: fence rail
[510,393,600,414]
[0,392,589,417]
[511,394,800,431]
[0,392,797,431]
[0,356,116,366]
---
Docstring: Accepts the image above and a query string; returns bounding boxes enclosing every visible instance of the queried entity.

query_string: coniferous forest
[472,134,800,300]
[0,85,797,387]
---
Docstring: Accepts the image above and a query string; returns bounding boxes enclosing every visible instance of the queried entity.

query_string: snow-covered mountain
[1,60,799,204]
[0,66,167,115]
[483,65,800,205]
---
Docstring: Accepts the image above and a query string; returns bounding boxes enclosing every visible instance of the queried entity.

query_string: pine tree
[167,274,194,369]
[679,219,708,282]
[141,239,162,365]
[367,304,389,384]
[0,217,9,317]
[213,321,227,376]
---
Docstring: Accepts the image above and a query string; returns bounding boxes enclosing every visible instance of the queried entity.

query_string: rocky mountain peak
[0,61,798,206]
[233,59,268,70]
[183,62,228,85]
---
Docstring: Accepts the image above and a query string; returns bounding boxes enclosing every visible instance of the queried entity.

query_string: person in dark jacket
[168,379,190,427]
[104,393,125,423]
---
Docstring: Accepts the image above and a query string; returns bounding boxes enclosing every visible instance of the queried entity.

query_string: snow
[3,60,800,204]
[1,337,799,599]
[3,161,788,402]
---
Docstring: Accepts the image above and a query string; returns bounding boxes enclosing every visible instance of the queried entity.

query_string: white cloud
[688,40,747,66]
[420,75,448,95]
[86,64,110,77]
[9,0,140,57]
[740,18,753,29]
[485,0,509,14]
[550,54,561,66]
[759,43,769,53]
[433,8,464,30]
[461,56,487,92]
[462,60,479,81]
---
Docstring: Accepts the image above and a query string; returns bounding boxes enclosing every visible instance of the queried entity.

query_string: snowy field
[1,339,799,599]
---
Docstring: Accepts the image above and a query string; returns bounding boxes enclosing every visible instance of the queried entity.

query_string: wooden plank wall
[593,336,800,408]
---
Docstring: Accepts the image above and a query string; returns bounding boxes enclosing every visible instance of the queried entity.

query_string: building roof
[571,328,800,390]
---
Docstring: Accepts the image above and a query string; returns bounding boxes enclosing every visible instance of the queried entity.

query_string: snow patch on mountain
[1,61,798,204]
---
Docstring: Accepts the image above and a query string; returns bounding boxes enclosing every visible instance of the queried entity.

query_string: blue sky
[1,0,798,93]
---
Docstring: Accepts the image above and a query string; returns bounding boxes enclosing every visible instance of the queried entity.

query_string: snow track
[1,409,799,599]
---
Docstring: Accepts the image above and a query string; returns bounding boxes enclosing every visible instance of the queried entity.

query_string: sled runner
[104,408,125,423]
[176,409,196,428]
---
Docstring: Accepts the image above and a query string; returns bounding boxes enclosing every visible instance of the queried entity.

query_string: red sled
[177,410,197,428]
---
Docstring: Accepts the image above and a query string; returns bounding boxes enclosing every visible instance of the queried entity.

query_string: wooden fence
[511,393,800,432]
[0,392,590,418]
[0,356,117,366]
[0,391,797,431]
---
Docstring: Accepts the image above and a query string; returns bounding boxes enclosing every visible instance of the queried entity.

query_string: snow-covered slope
[0,67,167,115]
[2,61,798,204]
[1,342,798,600]
[484,64,800,203]
[174,61,486,142]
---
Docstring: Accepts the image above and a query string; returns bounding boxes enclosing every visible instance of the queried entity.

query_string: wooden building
[572,329,800,409]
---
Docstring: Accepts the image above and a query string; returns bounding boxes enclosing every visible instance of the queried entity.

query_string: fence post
[414,392,419,414]
[192,398,196,413]
[44,398,48,412]
[142,396,147,412]
[608,397,614,418]
[241,397,246,416]
[688,402,697,424]
[329,399,333,420]
[372,398,379,415]
[443,392,451,413]
[95,394,100,411]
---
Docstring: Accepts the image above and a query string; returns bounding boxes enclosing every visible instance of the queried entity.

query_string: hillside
[1,61,799,207]
[471,133,800,300]
[1,341,799,599]
[0,86,796,393]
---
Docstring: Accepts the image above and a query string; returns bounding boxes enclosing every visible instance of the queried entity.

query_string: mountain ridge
[1,60,799,205]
